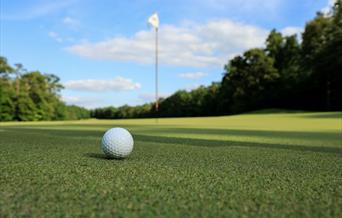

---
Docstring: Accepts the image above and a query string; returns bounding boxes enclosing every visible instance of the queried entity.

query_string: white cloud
[138,92,170,102]
[178,72,208,79]
[1,0,75,20]
[67,19,268,67]
[63,16,80,27]
[48,31,63,43]
[281,26,303,37]
[49,31,75,43]
[62,96,102,109]
[321,0,336,14]
[64,76,141,92]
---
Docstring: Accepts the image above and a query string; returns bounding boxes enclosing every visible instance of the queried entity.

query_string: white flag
[148,13,159,29]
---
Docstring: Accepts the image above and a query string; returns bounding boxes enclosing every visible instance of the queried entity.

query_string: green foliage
[15,92,38,121]
[91,104,153,119]
[0,57,14,76]
[0,57,89,121]
[0,59,15,121]
[265,29,284,70]
[92,83,220,119]
[0,79,15,121]
[220,49,279,113]
[64,105,90,120]
[263,30,303,109]
[216,2,341,114]
[312,0,342,110]
[265,31,301,78]
[160,90,192,117]
[0,113,341,217]
[20,72,53,120]
[300,1,342,110]
[302,13,331,67]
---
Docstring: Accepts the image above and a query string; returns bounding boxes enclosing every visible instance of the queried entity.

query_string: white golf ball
[101,127,134,159]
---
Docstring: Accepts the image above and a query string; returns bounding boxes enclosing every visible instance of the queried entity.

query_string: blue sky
[0,0,332,108]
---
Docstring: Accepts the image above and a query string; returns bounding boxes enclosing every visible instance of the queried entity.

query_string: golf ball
[101,127,134,159]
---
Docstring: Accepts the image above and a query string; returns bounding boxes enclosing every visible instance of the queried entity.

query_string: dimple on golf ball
[101,127,134,159]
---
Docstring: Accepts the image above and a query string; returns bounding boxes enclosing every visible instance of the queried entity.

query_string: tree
[202,82,220,116]
[265,29,284,70]
[64,105,90,120]
[187,86,208,116]
[0,57,14,76]
[302,13,331,68]
[20,72,53,120]
[0,79,15,121]
[314,0,342,110]
[16,92,37,121]
[264,30,302,108]
[159,90,192,117]
[300,1,342,110]
[220,49,279,113]
[0,57,91,121]
[0,57,15,121]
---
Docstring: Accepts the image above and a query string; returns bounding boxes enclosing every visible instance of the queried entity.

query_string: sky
[0,0,333,108]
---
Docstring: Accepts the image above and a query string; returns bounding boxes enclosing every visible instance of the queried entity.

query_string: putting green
[0,112,341,217]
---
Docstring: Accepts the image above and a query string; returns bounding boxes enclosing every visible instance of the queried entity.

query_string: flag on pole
[148,12,160,116]
[148,13,159,29]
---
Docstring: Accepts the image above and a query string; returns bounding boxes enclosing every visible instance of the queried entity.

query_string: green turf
[0,112,341,217]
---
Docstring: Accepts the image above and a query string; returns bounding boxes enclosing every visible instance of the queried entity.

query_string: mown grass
[0,112,341,217]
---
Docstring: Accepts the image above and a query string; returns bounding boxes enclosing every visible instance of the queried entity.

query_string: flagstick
[155,27,159,123]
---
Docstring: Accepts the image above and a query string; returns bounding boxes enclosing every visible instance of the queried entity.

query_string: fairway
[0,112,341,217]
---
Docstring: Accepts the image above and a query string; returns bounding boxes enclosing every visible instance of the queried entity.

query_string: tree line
[1,1,341,121]
[0,59,89,121]
[92,2,341,119]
